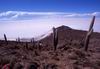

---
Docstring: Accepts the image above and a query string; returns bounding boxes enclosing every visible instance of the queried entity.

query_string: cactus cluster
[84,16,95,51]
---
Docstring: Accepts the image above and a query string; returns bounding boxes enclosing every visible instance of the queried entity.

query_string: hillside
[0,25,100,69]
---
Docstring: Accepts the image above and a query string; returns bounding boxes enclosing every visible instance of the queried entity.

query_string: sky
[0,0,100,39]
[0,0,100,12]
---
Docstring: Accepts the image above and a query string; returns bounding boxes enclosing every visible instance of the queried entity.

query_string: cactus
[53,27,58,51]
[84,16,95,51]
[89,16,95,31]
[38,41,42,51]
[18,37,20,42]
[25,42,28,49]
[31,38,35,46]
[84,29,93,51]
[4,34,8,44]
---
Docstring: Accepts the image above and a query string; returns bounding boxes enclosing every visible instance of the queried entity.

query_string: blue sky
[0,0,100,12]
[0,0,100,39]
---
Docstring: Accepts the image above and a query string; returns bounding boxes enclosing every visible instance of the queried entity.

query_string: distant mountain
[20,38,32,42]
[34,25,72,41]
[57,25,72,30]
[39,25,100,47]
[4,25,100,43]
[34,29,53,41]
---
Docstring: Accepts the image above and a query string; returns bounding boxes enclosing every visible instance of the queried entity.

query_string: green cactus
[89,16,95,31]
[25,42,28,49]
[4,34,8,44]
[53,27,58,51]
[84,29,93,51]
[18,37,20,42]
[31,38,35,47]
[84,16,95,51]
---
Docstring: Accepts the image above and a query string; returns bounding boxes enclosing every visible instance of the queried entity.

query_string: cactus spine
[53,27,58,51]
[84,16,95,51]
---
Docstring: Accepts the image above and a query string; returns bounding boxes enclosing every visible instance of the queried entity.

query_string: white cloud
[0,12,100,39]
[64,12,100,17]
[0,11,100,39]
[92,12,100,16]
[0,11,100,20]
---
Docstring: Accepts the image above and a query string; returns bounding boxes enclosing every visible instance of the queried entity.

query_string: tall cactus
[84,16,95,51]
[31,38,35,46]
[53,27,58,51]
[4,34,8,44]
[89,16,95,31]
[18,37,20,42]
[25,42,28,49]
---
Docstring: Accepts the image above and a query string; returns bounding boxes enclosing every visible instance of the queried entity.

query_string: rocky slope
[0,25,100,69]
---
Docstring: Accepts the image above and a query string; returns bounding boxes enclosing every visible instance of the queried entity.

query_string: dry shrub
[25,62,39,69]
[13,62,23,69]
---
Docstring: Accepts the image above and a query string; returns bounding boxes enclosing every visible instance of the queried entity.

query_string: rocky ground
[0,25,100,69]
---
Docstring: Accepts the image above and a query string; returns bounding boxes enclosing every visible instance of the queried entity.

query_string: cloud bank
[0,11,100,39]
[0,11,100,20]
